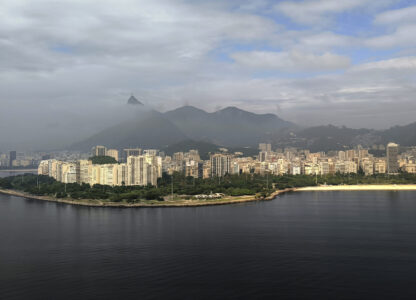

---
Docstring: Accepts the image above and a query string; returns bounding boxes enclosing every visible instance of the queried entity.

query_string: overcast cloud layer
[1,0,416,150]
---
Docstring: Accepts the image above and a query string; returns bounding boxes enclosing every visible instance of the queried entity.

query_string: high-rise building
[259,151,267,162]
[38,160,50,175]
[144,149,158,156]
[387,144,399,170]
[374,159,386,174]
[127,155,158,186]
[9,151,16,167]
[259,143,272,152]
[210,154,232,177]
[117,164,128,185]
[62,163,77,183]
[387,143,399,174]
[346,149,356,160]
[361,159,374,175]
[76,160,92,184]
[107,149,119,162]
[187,150,200,161]
[358,149,369,159]
[48,159,58,179]
[92,145,107,157]
[173,152,184,162]
[123,148,142,162]
[338,151,346,161]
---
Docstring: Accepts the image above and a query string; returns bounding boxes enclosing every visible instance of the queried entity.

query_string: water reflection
[1,191,416,299]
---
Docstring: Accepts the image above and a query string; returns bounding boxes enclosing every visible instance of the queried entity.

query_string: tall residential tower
[387,143,399,174]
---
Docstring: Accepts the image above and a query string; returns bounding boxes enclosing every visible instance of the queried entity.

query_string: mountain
[380,122,416,146]
[127,95,143,105]
[70,110,187,151]
[268,123,416,152]
[71,104,295,150]
[164,105,295,147]
[70,98,416,153]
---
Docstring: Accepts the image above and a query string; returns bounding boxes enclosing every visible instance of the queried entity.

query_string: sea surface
[1,191,416,300]
[0,170,37,178]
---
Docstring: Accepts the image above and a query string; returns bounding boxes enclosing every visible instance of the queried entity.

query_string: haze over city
[1,0,416,151]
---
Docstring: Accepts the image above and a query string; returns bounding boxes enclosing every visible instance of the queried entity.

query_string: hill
[164,106,295,147]
[71,104,295,151]
[70,110,187,151]
[268,123,416,152]
[380,122,416,146]
[70,99,415,152]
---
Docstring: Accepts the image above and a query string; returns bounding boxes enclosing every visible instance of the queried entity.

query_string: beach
[296,184,416,192]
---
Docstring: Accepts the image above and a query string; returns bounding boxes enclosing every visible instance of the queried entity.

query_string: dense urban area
[1,142,416,202]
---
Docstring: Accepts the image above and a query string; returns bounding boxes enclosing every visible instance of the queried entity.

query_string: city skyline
[34,141,416,188]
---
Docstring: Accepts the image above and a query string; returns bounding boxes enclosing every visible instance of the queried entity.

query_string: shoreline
[296,184,416,192]
[2,184,416,208]
[0,188,293,208]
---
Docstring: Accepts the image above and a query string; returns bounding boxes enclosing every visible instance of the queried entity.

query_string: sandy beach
[296,185,416,192]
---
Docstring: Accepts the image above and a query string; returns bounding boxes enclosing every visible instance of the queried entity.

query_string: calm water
[1,191,416,300]
[0,170,37,178]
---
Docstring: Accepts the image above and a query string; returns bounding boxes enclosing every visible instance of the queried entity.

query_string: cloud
[230,50,351,72]
[154,54,416,129]
[374,5,416,25]
[350,56,416,72]
[366,24,416,48]
[295,32,356,51]
[1,0,416,150]
[0,0,278,74]
[367,5,416,49]
[275,0,360,24]
[275,0,377,25]
[275,0,397,26]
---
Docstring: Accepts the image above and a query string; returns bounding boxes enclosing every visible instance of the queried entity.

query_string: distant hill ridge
[164,105,295,147]
[269,122,416,152]
[70,98,416,152]
[71,103,295,151]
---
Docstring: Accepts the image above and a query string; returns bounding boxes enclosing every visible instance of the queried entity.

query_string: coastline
[2,185,416,207]
[296,184,416,191]
[0,188,293,208]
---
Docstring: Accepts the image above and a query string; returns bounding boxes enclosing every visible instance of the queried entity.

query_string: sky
[1,0,416,150]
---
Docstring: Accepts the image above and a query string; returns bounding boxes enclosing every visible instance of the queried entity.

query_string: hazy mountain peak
[167,105,207,114]
[215,106,244,114]
[163,104,295,147]
[127,95,143,105]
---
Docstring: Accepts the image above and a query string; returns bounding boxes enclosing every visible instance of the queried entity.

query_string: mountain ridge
[164,105,295,147]
[70,104,295,150]
[69,100,416,152]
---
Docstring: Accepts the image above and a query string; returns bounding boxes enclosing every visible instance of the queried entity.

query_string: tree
[89,156,118,165]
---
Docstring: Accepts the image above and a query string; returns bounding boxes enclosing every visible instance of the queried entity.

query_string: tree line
[1,172,416,203]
